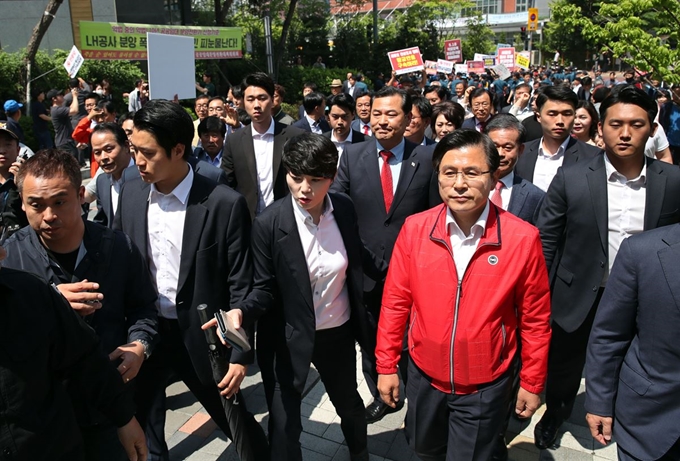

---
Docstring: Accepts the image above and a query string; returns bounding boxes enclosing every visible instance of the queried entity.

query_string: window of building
[164,0,183,24]
[515,0,528,12]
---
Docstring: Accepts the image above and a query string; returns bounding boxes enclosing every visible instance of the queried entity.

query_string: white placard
[490,63,511,80]
[147,33,196,101]
[436,59,454,74]
[455,64,468,75]
[63,46,84,78]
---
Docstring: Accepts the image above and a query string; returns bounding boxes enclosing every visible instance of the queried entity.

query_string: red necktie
[380,150,394,212]
[478,120,487,133]
[491,180,504,209]
[363,125,370,135]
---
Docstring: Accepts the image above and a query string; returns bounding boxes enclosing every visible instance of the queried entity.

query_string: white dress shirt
[305,114,323,134]
[330,130,353,162]
[495,171,515,210]
[447,202,489,281]
[603,155,646,285]
[252,118,276,215]
[376,139,405,195]
[292,195,351,330]
[509,104,534,121]
[147,166,194,319]
[533,137,570,192]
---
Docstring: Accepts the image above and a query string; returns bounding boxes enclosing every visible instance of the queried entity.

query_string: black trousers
[544,288,603,420]
[406,358,514,461]
[268,322,367,461]
[134,318,268,461]
[361,285,410,402]
[81,423,127,461]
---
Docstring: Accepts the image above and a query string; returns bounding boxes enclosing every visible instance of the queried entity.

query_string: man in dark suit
[330,86,439,423]
[514,85,601,192]
[585,224,680,461]
[485,114,545,226]
[222,72,304,220]
[461,88,495,131]
[351,91,373,136]
[404,96,436,146]
[292,91,331,134]
[323,93,366,159]
[533,85,680,450]
[114,100,268,461]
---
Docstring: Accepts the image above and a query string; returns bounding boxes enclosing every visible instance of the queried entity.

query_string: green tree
[461,12,495,60]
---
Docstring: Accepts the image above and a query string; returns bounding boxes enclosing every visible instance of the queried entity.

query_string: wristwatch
[135,339,151,360]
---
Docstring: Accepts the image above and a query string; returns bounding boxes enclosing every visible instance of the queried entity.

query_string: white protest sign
[63,46,85,78]
[454,64,468,75]
[490,63,511,80]
[147,33,196,101]
[436,59,454,74]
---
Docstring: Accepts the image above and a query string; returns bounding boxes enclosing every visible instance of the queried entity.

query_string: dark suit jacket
[507,173,545,226]
[322,129,366,145]
[330,138,439,293]
[113,170,254,386]
[535,155,680,332]
[461,115,494,131]
[291,116,331,134]
[240,193,385,393]
[221,120,304,220]
[586,224,680,460]
[515,137,601,184]
[521,115,543,142]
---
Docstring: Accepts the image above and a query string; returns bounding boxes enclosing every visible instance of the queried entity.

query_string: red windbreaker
[376,203,551,394]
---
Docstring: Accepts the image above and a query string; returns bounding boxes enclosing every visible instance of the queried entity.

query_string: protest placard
[388,47,424,75]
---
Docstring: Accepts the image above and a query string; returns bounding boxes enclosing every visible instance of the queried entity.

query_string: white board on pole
[147,33,195,101]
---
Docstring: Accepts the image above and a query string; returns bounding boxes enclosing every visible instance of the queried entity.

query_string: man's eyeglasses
[438,169,491,184]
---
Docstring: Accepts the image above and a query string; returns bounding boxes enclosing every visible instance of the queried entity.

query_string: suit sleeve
[239,214,276,327]
[375,222,414,374]
[514,230,552,394]
[535,166,568,271]
[225,193,255,364]
[221,135,237,189]
[585,237,638,417]
[330,146,351,195]
[111,183,125,232]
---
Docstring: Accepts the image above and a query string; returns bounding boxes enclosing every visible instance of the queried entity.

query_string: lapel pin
[411,162,416,167]
[488,255,499,265]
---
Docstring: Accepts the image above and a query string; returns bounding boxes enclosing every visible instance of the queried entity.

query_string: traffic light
[520,26,527,41]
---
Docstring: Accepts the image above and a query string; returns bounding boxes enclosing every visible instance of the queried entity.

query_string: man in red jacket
[376,129,551,461]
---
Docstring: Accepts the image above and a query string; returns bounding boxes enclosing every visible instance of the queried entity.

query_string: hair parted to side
[16,149,82,193]
[282,133,338,180]
[90,122,128,147]
[242,72,275,98]
[599,84,658,125]
[432,129,500,173]
[485,114,527,144]
[133,99,194,160]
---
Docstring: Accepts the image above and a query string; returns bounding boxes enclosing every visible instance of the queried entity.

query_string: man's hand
[201,308,243,347]
[218,363,246,399]
[515,386,541,419]
[56,280,103,315]
[117,417,147,461]
[222,106,241,129]
[586,413,613,446]
[9,156,25,176]
[109,341,145,383]
[514,91,531,108]
[377,373,400,408]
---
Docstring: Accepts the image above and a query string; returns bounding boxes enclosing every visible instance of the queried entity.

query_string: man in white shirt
[351,91,373,136]
[534,85,680,451]
[515,85,601,191]
[323,93,367,161]
[292,91,331,134]
[222,72,305,220]
[504,83,534,121]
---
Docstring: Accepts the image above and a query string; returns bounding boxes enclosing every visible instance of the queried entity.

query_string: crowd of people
[1,60,680,461]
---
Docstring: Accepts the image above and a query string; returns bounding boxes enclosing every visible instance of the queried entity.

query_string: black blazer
[586,224,680,460]
[113,170,254,386]
[521,115,543,142]
[322,129,366,145]
[292,116,331,134]
[515,137,601,184]
[461,115,495,131]
[240,193,385,394]
[221,120,305,220]
[506,173,545,226]
[330,138,439,292]
[535,155,680,332]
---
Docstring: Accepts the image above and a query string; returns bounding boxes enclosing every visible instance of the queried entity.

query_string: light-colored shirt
[447,202,489,281]
[252,118,276,215]
[495,171,515,210]
[644,124,670,159]
[330,130,353,162]
[85,159,135,213]
[305,114,323,134]
[359,120,372,136]
[196,148,223,168]
[147,165,193,319]
[603,154,646,285]
[509,104,534,121]
[376,139,406,195]
[533,137,570,192]
[291,195,351,330]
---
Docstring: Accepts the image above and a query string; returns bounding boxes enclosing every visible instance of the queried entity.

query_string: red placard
[444,39,462,63]
[467,60,485,75]
[388,47,424,75]
[497,47,516,72]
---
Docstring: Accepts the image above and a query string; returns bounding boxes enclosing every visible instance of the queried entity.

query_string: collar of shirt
[331,130,352,144]
[251,118,275,138]
[196,148,223,166]
[538,136,570,159]
[604,153,647,187]
[376,139,405,163]
[499,170,514,189]
[305,113,320,130]
[291,194,334,226]
[446,201,489,241]
[148,164,194,205]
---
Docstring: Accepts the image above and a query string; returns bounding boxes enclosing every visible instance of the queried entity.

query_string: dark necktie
[380,150,394,212]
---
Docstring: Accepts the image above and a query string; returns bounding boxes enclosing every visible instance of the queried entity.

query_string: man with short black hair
[194,116,226,167]
[503,83,533,121]
[48,88,80,162]
[292,91,330,134]
[195,71,216,96]
[404,96,434,146]
[461,88,494,131]
[323,93,366,159]
[273,84,295,125]
[31,89,54,149]
[351,91,373,136]
[423,85,449,106]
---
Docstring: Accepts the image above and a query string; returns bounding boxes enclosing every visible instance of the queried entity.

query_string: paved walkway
[161,347,617,461]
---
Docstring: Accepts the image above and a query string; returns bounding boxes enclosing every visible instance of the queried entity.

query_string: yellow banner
[79,21,242,60]
[516,54,530,69]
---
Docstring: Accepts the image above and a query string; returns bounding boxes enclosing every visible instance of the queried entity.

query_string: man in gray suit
[485,115,545,226]
[534,85,680,450]
[585,223,680,461]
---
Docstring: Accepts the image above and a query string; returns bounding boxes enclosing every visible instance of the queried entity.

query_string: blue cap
[3,100,23,113]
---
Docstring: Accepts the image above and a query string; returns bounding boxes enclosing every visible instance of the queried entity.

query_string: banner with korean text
[79,21,242,60]
[388,47,424,75]
[496,47,516,72]
[444,39,462,63]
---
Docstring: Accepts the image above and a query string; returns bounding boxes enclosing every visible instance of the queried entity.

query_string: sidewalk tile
[300,431,341,457]
[179,412,217,438]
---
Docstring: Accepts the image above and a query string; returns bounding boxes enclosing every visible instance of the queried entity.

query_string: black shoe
[491,435,509,461]
[350,448,369,461]
[365,399,401,424]
[534,411,563,450]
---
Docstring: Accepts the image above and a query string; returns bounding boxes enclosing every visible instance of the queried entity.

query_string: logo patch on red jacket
[488,255,498,265]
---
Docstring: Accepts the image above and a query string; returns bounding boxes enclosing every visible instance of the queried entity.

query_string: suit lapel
[389,142,419,218]
[507,175,527,216]
[523,142,539,181]
[362,140,388,213]
[101,175,114,223]
[278,198,315,312]
[563,137,581,166]
[272,122,285,181]
[177,176,210,293]
[240,126,258,191]
[586,156,608,256]
[658,229,680,312]
[131,179,151,254]
[644,158,665,230]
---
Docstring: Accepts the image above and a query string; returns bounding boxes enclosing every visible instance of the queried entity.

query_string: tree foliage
[545,0,680,83]
[461,12,496,60]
